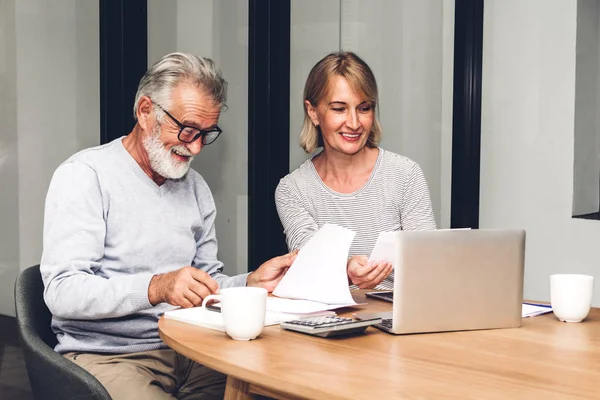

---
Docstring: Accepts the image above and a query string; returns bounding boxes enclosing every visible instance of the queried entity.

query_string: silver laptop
[355,229,525,334]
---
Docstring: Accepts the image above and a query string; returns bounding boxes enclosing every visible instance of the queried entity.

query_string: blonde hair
[300,51,382,153]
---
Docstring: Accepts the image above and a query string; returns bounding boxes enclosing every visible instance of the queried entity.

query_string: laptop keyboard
[380,319,393,329]
[378,292,394,300]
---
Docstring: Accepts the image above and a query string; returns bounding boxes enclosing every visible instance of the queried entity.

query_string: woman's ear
[136,96,154,130]
[305,100,319,126]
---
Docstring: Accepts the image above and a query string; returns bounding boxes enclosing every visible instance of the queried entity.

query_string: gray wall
[573,0,600,216]
[0,0,19,317]
[481,0,600,306]
[0,0,99,316]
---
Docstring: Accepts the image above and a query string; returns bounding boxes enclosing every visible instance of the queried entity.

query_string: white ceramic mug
[550,274,594,323]
[201,287,267,340]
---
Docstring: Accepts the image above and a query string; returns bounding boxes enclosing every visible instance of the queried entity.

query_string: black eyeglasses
[153,102,222,145]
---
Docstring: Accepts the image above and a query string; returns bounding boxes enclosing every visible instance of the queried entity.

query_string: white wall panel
[481,0,600,306]
[0,0,99,316]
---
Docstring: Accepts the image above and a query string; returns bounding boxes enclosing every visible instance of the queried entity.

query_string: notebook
[355,229,525,334]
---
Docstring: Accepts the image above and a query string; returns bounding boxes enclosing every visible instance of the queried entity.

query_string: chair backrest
[15,265,112,400]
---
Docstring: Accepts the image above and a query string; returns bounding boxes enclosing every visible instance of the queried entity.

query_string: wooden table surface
[158,292,600,399]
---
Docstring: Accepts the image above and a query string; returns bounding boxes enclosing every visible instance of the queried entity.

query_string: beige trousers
[64,349,226,400]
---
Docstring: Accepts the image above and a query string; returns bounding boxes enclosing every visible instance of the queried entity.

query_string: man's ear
[305,100,319,126]
[136,96,154,130]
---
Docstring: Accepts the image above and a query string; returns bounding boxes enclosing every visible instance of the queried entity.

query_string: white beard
[143,124,194,179]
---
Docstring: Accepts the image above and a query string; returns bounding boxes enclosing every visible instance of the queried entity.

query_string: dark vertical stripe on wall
[248,0,291,271]
[451,0,484,228]
[100,0,148,144]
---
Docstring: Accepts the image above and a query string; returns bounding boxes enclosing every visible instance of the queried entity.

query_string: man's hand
[347,256,393,289]
[148,266,219,308]
[246,250,299,292]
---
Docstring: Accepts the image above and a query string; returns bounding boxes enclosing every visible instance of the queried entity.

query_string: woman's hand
[347,256,393,289]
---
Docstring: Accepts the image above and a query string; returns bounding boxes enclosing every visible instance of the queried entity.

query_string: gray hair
[133,52,228,121]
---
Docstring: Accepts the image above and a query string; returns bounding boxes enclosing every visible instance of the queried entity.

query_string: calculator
[280,315,382,338]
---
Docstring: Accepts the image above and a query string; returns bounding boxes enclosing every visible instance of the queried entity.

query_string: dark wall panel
[100,0,148,143]
[248,0,291,271]
[451,0,484,228]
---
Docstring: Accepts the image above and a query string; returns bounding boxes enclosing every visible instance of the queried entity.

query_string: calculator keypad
[280,316,382,338]
[286,316,354,327]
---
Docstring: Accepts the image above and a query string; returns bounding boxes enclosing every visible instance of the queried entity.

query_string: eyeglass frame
[152,101,222,145]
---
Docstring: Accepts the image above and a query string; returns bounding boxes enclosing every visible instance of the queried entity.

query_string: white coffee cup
[201,287,267,340]
[550,274,594,323]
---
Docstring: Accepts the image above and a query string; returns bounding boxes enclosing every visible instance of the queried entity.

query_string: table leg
[224,375,256,400]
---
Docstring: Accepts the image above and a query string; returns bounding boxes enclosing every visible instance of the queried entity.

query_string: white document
[164,307,226,331]
[273,224,357,305]
[369,229,473,265]
[369,231,398,265]
[266,297,351,314]
[264,297,338,324]
[522,303,553,318]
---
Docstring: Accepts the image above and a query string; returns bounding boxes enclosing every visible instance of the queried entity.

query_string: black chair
[14,265,111,400]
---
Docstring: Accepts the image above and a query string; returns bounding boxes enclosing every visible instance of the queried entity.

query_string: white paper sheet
[266,297,354,314]
[164,307,226,331]
[368,229,473,265]
[369,231,399,265]
[273,224,357,305]
[203,297,344,315]
[522,303,553,318]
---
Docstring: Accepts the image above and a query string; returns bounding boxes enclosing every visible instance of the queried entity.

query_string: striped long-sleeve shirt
[275,148,436,290]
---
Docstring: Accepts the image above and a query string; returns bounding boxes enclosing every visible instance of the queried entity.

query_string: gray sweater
[40,137,247,354]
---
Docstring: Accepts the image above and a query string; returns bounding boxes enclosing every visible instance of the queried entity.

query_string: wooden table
[158,292,600,399]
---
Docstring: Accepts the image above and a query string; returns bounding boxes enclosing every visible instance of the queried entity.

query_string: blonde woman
[275,51,436,290]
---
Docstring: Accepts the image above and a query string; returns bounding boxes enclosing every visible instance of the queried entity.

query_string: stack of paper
[163,297,338,331]
[522,303,553,318]
[273,224,357,306]
[266,297,347,314]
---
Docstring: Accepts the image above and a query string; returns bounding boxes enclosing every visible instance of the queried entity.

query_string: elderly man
[40,53,296,399]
